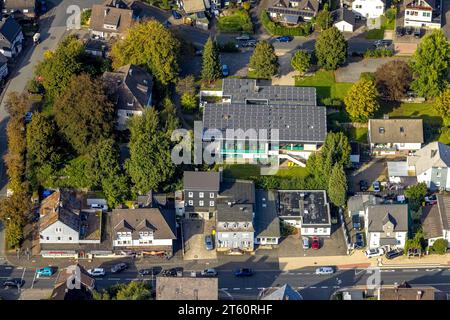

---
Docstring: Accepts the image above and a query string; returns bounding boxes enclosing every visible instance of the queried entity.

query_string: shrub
[27,78,43,94]
[364,48,394,58]
[280,222,298,237]
[430,239,448,255]
[322,97,343,107]
[181,93,197,112]
[360,72,375,82]
[81,9,92,26]
[261,11,312,36]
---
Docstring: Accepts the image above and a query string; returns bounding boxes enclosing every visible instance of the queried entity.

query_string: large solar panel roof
[202,103,327,143]
[222,79,316,106]
[267,7,315,17]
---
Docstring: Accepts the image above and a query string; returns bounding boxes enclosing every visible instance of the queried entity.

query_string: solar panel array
[267,7,315,17]
[222,79,317,106]
[202,103,327,143]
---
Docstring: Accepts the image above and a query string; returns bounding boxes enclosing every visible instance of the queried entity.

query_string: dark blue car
[172,10,182,19]
[234,268,253,277]
[275,36,292,42]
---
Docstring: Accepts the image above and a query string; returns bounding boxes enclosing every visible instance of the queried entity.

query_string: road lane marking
[245,288,252,290]
[333,286,340,289]
[310,286,317,289]
[257,287,265,290]
[4,267,12,270]
[402,269,418,272]
[21,268,26,281]
[321,286,328,289]
[380,269,396,272]
[221,288,229,290]
[233,288,240,290]
[297,287,305,289]
[31,271,37,289]
[108,278,120,281]
[304,273,310,275]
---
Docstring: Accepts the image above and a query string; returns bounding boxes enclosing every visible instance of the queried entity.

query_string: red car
[311,236,320,250]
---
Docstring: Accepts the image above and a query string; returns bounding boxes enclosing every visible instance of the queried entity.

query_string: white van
[315,267,335,275]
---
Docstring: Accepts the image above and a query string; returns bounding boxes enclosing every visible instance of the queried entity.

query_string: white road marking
[333,286,340,289]
[245,288,252,290]
[321,286,328,289]
[304,273,310,275]
[402,269,418,272]
[4,267,12,270]
[310,286,317,289]
[233,288,240,290]
[31,271,37,289]
[380,269,396,273]
[297,287,305,289]
[257,287,265,290]
[221,288,229,290]
[21,268,26,281]
[108,278,120,281]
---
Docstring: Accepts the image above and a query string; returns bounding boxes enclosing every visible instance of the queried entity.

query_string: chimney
[417,290,423,300]
[383,114,389,120]
[104,8,109,16]
[218,167,223,182]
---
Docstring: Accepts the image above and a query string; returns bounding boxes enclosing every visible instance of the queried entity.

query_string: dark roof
[367,204,409,232]
[183,171,221,191]
[422,194,450,239]
[85,39,107,52]
[379,287,437,300]
[111,208,176,240]
[222,79,316,106]
[103,64,153,111]
[278,190,331,226]
[332,7,355,24]
[203,103,327,143]
[0,54,7,65]
[0,16,22,44]
[268,0,319,18]
[255,190,281,238]
[260,284,302,300]
[369,119,424,144]
[216,203,254,224]
[219,179,255,204]
[156,277,218,300]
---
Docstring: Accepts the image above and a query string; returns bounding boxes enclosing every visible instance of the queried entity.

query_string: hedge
[261,11,312,37]
[364,48,394,58]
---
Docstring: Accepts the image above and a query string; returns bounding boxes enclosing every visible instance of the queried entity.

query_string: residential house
[177,0,210,30]
[368,118,424,156]
[111,207,176,256]
[202,78,327,167]
[84,38,107,58]
[259,284,303,300]
[50,264,95,300]
[365,204,409,249]
[277,190,332,236]
[348,194,380,218]
[39,190,102,245]
[0,54,8,80]
[182,171,221,219]
[407,141,450,191]
[404,0,441,29]
[156,276,218,300]
[421,194,450,248]
[2,0,37,19]
[102,64,153,130]
[377,282,448,300]
[351,0,385,19]
[267,0,320,25]
[333,7,356,32]
[89,0,134,39]
[254,189,281,247]
[0,15,24,58]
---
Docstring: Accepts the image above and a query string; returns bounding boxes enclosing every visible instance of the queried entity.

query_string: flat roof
[277,190,331,226]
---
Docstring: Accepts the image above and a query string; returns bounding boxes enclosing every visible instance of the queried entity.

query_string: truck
[33,33,40,45]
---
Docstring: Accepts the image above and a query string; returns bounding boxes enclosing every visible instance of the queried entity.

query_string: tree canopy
[201,37,221,83]
[249,41,278,79]
[291,50,311,74]
[344,78,380,122]
[315,27,347,70]
[93,282,152,300]
[404,182,427,212]
[0,193,32,248]
[410,29,450,98]
[315,8,332,31]
[375,60,412,101]
[434,88,450,120]
[328,164,347,207]
[53,74,114,155]
[110,20,180,86]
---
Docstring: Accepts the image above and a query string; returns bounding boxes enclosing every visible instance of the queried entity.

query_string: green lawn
[219,164,309,180]
[275,167,308,178]
[217,9,253,33]
[296,70,353,104]
[365,28,385,40]
[347,127,368,143]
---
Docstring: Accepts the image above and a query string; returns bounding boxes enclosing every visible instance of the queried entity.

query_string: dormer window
[188,192,193,198]
[379,127,385,134]
[400,127,404,133]
[199,192,204,198]
[223,223,228,229]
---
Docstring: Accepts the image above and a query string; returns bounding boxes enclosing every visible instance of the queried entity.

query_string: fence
[338,208,353,254]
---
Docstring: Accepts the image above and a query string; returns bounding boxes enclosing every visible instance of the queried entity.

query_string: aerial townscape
[0,0,450,305]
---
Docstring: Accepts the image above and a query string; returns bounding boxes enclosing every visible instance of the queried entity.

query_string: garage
[332,7,356,33]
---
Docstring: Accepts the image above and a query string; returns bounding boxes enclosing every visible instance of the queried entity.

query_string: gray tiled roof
[0,16,22,44]
[332,7,355,24]
[369,119,424,144]
[421,205,443,239]
[254,190,281,238]
[216,203,254,224]
[347,195,380,213]
[219,179,255,204]
[367,204,409,232]
[408,142,450,176]
[183,171,221,191]
[203,103,327,143]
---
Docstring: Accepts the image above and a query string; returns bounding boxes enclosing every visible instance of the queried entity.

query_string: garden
[217,8,253,33]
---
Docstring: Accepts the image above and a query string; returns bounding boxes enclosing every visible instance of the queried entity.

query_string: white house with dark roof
[404,0,441,29]
[267,0,319,24]
[421,194,450,248]
[0,15,24,58]
[368,118,424,156]
[365,204,409,249]
[202,79,327,167]
[351,0,385,19]
[333,7,356,32]
[102,64,153,130]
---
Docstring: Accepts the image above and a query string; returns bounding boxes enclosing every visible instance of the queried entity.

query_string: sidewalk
[279,251,450,270]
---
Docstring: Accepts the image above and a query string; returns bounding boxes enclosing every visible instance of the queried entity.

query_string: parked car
[275,36,292,42]
[90,203,107,210]
[372,181,381,192]
[36,267,54,277]
[87,268,106,277]
[352,215,361,231]
[161,268,178,277]
[395,26,404,37]
[374,39,392,49]
[365,247,385,258]
[311,236,320,250]
[315,267,335,275]
[205,235,214,250]
[201,268,218,277]
[425,194,437,205]
[302,236,309,249]
[222,64,230,77]
[111,263,128,273]
[235,34,251,41]
[385,249,403,260]
[172,10,182,19]
[3,279,24,288]
[359,180,368,192]
[242,40,257,47]
[234,268,253,277]
[24,112,33,123]
[413,28,421,38]
[139,267,161,276]
[355,232,364,248]
[405,26,413,35]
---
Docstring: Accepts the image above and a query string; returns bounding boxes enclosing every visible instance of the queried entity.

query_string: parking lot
[182,219,217,260]
[348,159,388,193]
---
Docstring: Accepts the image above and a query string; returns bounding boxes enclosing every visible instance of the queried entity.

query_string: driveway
[348,159,388,193]
[335,57,408,83]
[182,219,217,260]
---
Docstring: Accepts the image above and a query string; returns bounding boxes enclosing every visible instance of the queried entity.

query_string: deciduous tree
[315,8,332,31]
[434,88,450,120]
[344,78,379,122]
[291,50,311,74]
[375,60,412,101]
[315,27,347,70]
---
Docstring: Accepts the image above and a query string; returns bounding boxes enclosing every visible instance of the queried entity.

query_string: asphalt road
[2,259,450,300]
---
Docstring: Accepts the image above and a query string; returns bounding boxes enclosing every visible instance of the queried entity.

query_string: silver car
[205,235,214,250]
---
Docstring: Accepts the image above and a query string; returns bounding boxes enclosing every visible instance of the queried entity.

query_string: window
[209,201,215,207]
[400,127,404,133]
[57,237,61,241]
[436,181,441,187]
[46,237,49,240]
[199,200,204,206]
[55,227,62,233]
[379,127,385,134]
[376,6,382,9]
[188,192,193,198]
[69,237,72,241]
[355,4,362,8]
[199,192,204,198]
[210,193,214,198]
[126,112,133,117]
[188,200,193,206]
[436,171,441,178]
